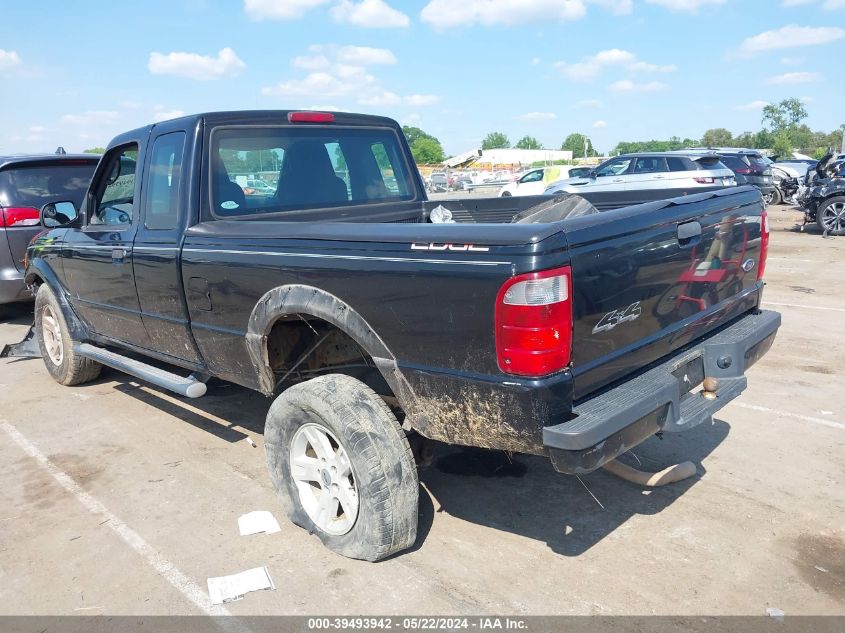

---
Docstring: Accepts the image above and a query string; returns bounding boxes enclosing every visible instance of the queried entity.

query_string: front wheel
[34,284,101,386]
[769,187,783,206]
[264,374,418,561]
[817,196,845,235]
[763,190,776,207]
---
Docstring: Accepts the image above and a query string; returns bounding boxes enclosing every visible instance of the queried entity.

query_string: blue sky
[1,0,843,155]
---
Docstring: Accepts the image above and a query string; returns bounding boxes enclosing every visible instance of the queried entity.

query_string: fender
[24,257,90,342]
[245,285,417,410]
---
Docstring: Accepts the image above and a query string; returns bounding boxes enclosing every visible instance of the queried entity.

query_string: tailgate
[562,187,765,400]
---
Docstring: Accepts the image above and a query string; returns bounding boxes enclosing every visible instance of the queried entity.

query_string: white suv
[543,153,736,210]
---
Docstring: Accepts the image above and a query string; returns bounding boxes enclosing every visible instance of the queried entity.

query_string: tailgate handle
[677,221,701,247]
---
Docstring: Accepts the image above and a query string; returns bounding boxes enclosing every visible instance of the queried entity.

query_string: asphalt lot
[0,204,843,616]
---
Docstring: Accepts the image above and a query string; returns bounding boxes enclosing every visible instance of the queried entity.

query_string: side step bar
[74,343,207,398]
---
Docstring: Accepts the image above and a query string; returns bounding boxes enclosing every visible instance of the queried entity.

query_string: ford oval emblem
[742,258,755,272]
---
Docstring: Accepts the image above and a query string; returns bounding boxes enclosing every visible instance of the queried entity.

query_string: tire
[500,191,512,197]
[770,187,783,206]
[763,190,776,207]
[816,196,845,236]
[34,284,101,386]
[264,374,418,561]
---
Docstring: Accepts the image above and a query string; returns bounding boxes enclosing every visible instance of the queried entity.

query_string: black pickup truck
[15,110,780,561]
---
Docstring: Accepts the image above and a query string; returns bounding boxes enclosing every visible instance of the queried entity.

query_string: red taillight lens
[735,167,752,175]
[287,111,335,123]
[757,209,769,281]
[496,265,573,378]
[0,206,40,227]
[694,177,715,184]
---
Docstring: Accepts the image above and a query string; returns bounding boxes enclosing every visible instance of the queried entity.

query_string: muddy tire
[816,195,845,236]
[265,374,418,561]
[34,284,101,386]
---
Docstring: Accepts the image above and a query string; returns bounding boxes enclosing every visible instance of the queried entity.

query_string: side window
[145,132,186,230]
[634,157,668,173]
[370,141,408,196]
[667,157,688,172]
[519,170,544,183]
[91,145,138,226]
[325,142,350,196]
[596,158,632,177]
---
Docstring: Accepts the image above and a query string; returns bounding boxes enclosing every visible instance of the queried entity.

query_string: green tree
[411,137,445,164]
[482,132,510,150]
[401,125,445,164]
[701,128,734,147]
[561,133,598,158]
[83,147,106,154]
[515,135,541,150]
[771,132,794,160]
[762,98,808,133]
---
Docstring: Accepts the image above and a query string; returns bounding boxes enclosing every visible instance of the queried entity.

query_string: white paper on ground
[207,566,275,605]
[238,510,281,536]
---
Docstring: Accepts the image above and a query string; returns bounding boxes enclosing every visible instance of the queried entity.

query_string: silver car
[543,152,736,210]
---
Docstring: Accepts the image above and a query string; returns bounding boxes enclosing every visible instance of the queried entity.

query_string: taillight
[496,265,573,378]
[694,177,715,184]
[0,206,40,227]
[758,209,769,281]
[735,167,752,175]
[287,111,334,123]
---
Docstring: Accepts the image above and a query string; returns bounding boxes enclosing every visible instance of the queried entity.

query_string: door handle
[612,178,624,183]
[112,248,127,262]
[677,221,702,248]
[653,175,666,179]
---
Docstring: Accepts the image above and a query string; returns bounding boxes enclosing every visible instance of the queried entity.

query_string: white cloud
[608,79,668,93]
[741,25,845,53]
[555,48,675,80]
[588,0,633,14]
[308,104,351,112]
[331,0,410,27]
[244,0,330,20]
[823,0,845,8]
[780,56,805,66]
[61,110,120,126]
[645,0,726,12]
[516,112,557,121]
[592,120,608,128]
[0,49,22,71]
[266,44,436,108]
[153,109,186,123]
[337,45,397,65]
[420,0,587,29]
[800,95,815,103]
[148,47,245,80]
[29,125,49,133]
[765,71,822,84]
[735,100,769,111]
[531,57,541,65]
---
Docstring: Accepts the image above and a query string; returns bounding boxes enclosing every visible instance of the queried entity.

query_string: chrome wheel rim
[41,305,63,366]
[289,423,358,535]
[821,202,845,232]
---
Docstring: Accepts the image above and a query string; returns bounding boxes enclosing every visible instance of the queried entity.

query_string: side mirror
[41,201,79,228]
[589,170,598,179]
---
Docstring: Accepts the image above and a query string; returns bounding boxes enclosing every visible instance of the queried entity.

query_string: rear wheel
[817,196,845,235]
[264,374,418,561]
[501,191,512,197]
[769,187,783,206]
[763,190,776,206]
[34,284,101,386]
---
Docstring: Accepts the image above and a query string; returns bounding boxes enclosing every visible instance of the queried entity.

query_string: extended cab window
[90,146,138,226]
[145,132,185,230]
[210,126,414,217]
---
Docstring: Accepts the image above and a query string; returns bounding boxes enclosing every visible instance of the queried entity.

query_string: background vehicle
[428,171,447,192]
[242,178,276,196]
[799,153,845,234]
[16,110,779,563]
[543,152,735,210]
[499,166,570,197]
[686,149,775,205]
[0,154,99,309]
[770,165,799,206]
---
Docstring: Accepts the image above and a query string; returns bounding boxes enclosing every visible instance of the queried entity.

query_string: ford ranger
[11,110,780,561]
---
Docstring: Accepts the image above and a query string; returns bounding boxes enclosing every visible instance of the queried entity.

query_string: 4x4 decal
[592,301,642,334]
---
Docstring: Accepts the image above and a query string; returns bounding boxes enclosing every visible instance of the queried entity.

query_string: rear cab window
[209,126,416,218]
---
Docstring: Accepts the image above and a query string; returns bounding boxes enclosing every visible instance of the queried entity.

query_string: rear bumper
[0,262,30,305]
[545,309,781,474]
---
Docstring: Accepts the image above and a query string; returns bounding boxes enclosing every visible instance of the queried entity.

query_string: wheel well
[264,315,401,413]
